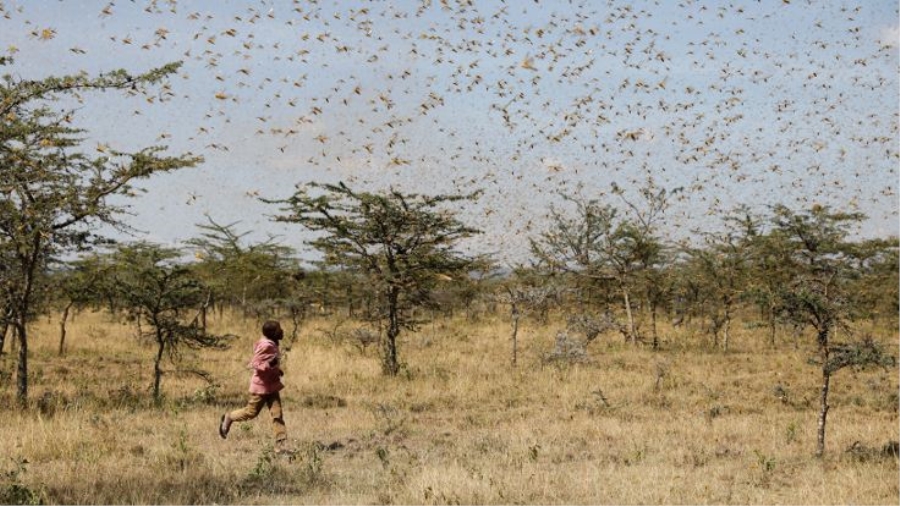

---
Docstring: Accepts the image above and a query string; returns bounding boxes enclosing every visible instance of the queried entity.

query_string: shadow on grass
[45,474,242,505]
[40,443,330,504]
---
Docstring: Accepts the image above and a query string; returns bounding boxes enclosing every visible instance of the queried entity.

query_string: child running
[219,320,288,452]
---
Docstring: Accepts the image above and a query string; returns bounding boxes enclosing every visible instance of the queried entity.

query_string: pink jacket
[247,337,284,394]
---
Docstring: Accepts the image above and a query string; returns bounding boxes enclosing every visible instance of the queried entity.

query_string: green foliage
[271,182,481,299]
[0,458,45,505]
[55,255,112,311]
[112,243,207,331]
[765,205,898,457]
[247,445,277,482]
[165,429,203,473]
[529,193,622,279]
[0,62,201,402]
[844,237,899,322]
[0,62,184,117]
[375,446,390,468]
[822,337,896,375]
[531,182,677,345]
[685,217,753,305]
[187,217,299,312]
[753,449,777,474]
[109,242,227,399]
[785,422,798,444]
[242,443,328,495]
[299,443,326,486]
[770,204,866,343]
[269,181,481,375]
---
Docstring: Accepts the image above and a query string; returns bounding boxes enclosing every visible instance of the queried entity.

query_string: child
[220,320,287,451]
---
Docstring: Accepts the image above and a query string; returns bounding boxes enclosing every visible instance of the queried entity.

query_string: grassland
[1,309,897,504]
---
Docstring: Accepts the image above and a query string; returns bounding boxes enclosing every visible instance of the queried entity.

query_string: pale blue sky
[2,0,897,262]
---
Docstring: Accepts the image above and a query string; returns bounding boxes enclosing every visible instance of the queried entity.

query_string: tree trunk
[710,313,720,349]
[12,319,28,404]
[722,302,732,352]
[768,303,777,348]
[622,287,636,344]
[722,314,731,352]
[15,320,28,404]
[288,307,301,344]
[510,303,520,367]
[347,285,354,318]
[15,238,42,404]
[153,333,165,402]
[58,302,74,356]
[816,363,831,458]
[382,287,401,376]
[650,301,659,350]
[0,319,8,356]
[815,325,831,458]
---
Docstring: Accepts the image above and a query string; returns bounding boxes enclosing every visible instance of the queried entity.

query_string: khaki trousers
[229,392,287,444]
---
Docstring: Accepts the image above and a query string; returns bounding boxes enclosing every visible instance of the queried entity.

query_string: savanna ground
[1,309,897,504]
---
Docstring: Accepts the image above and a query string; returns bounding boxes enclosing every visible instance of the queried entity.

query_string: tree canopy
[0,60,202,402]
[269,182,481,375]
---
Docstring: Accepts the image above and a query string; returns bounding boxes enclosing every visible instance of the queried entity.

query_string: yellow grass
[0,309,897,504]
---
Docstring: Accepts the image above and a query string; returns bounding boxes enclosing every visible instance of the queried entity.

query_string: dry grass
[1,309,897,504]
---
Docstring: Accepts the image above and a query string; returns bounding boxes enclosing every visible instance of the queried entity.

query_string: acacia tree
[495,269,562,367]
[55,255,111,356]
[771,205,895,457]
[0,60,201,403]
[844,237,899,328]
[531,183,677,345]
[269,182,481,376]
[0,241,14,357]
[529,195,639,339]
[743,216,795,348]
[685,210,757,351]
[187,217,297,319]
[611,182,679,348]
[620,220,669,348]
[111,243,226,401]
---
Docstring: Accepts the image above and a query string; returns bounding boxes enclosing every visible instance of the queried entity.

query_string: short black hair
[262,320,283,340]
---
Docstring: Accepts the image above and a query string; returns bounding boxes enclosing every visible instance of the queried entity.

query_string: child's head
[262,320,283,342]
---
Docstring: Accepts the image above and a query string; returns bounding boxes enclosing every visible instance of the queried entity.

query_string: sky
[1,0,897,263]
